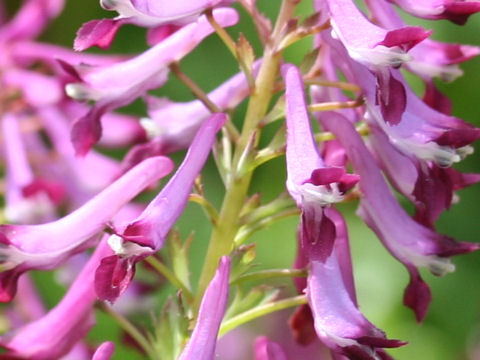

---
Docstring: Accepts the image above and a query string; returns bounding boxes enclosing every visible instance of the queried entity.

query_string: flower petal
[178,256,230,360]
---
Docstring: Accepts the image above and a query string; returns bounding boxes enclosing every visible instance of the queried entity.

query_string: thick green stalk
[194,0,298,313]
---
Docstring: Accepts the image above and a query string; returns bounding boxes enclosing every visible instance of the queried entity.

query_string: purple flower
[95,113,226,302]
[302,207,405,358]
[374,70,480,165]
[0,156,173,302]
[66,8,238,156]
[323,37,480,227]
[387,0,480,25]
[368,124,480,228]
[323,111,478,321]
[282,64,359,261]
[2,239,113,359]
[365,0,480,81]
[178,256,230,360]
[327,37,480,166]
[254,336,287,360]
[74,0,234,50]
[324,0,430,69]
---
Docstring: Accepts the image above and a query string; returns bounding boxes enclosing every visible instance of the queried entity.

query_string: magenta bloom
[3,239,113,359]
[0,156,173,302]
[365,0,480,81]
[75,0,234,50]
[304,208,405,358]
[283,64,359,261]
[66,8,238,155]
[95,113,226,302]
[178,256,230,360]
[323,111,478,321]
[387,0,480,24]
[325,0,430,68]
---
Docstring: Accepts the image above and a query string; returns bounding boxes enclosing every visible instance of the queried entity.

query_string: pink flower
[3,239,112,359]
[74,0,235,50]
[387,0,480,25]
[283,64,359,261]
[95,113,226,302]
[324,0,430,68]
[66,8,238,155]
[323,111,478,321]
[304,208,405,358]
[0,156,173,302]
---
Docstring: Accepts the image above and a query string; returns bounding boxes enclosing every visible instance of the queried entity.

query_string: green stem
[231,268,307,285]
[194,0,297,314]
[189,193,219,225]
[206,9,238,58]
[145,257,194,303]
[170,62,239,141]
[218,295,307,336]
[99,303,160,360]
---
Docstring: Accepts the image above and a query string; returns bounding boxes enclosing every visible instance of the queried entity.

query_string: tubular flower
[365,0,480,82]
[2,239,113,359]
[74,0,235,50]
[0,156,173,302]
[178,256,230,360]
[323,111,478,322]
[304,208,405,359]
[368,124,480,228]
[386,0,480,25]
[330,34,478,159]
[66,8,238,156]
[283,64,359,261]
[324,37,480,227]
[95,113,226,302]
[324,0,430,69]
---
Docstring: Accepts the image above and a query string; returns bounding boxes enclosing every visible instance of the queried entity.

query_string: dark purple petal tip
[71,110,103,157]
[443,2,480,25]
[74,19,121,51]
[0,270,22,303]
[95,255,136,302]
[403,268,431,322]
[378,27,432,52]
[356,336,407,348]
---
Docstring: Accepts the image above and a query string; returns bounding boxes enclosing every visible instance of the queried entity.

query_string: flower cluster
[0,0,479,359]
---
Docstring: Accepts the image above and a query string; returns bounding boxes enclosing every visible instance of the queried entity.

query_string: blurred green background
[7,0,480,359]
